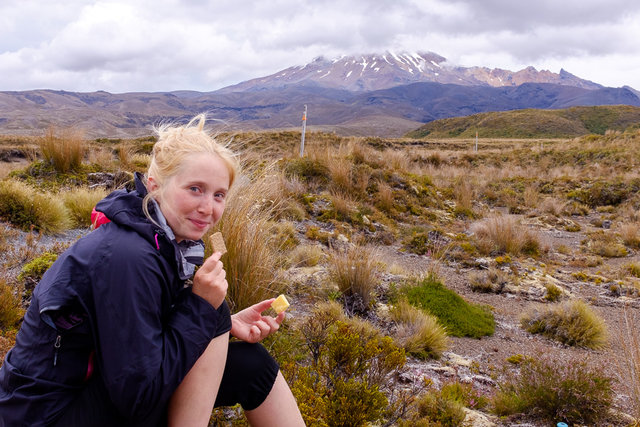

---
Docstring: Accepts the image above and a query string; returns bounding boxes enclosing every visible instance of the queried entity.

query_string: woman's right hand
[192,252,227,309]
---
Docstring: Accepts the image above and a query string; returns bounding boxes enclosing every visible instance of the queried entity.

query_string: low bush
[401,274,495,338]
[0,179,71,233]
[492,355,614,424]
[285,310,408,427]
[389,299,448,359]
[520,299,608,349]
[18,252,58,290]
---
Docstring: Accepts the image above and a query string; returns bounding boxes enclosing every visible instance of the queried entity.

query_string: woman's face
[151,153,230,242]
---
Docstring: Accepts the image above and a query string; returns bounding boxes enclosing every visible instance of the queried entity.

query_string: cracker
[271,294,290,314]
[210,232,227,255]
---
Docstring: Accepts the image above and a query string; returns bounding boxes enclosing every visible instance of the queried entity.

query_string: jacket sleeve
[90,234,228,421]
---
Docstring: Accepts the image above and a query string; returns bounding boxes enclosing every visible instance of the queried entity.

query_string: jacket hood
[95,172,161,247]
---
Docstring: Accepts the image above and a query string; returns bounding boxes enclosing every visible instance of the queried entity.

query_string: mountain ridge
[0,51,636,138]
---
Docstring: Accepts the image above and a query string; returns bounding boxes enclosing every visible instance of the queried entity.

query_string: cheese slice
[271,294,290,314]
[210,232,227,255]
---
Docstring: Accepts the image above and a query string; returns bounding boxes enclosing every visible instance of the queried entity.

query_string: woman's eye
[215,192,226,199]
[189,186,201,193]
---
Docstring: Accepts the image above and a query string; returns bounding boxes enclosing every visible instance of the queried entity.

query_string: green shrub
[397,385,467,426]
[492,355,614,424]
[520,299,608,349]
[390,299,449,359]
[284,157,330,184]
[18,252,58,287]
[0,179,71,233]
[63,187,108,228]
[285,314,407,427]
[440,381,489,410]
[401,274,495,338]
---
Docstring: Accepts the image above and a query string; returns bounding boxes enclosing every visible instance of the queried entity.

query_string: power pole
[300,105,307,157]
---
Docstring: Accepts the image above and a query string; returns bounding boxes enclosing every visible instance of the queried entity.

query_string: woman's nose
[198,195,214,214]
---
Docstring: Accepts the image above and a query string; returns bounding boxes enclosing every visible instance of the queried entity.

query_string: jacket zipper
[53,334,62,366]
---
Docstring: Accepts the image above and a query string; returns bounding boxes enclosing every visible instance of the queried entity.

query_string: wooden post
[300,105,307,157]
[475,131,478,152]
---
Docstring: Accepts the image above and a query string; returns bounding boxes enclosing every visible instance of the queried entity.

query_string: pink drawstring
[154,234,160,250]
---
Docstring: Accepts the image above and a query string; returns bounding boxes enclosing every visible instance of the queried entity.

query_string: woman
[0,115,305,426]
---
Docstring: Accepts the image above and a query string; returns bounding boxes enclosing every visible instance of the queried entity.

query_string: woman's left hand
[230,299,285,343]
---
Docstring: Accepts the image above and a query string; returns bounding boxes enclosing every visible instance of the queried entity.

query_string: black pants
[53,342,279,427]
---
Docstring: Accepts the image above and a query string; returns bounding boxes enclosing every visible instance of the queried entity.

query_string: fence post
[300,105,307,157]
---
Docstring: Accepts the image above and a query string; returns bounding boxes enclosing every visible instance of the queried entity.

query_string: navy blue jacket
[0,176,230,426]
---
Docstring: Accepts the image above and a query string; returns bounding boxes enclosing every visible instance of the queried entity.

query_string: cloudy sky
[2,0,640,93]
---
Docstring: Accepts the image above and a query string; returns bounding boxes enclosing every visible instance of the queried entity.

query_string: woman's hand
[230,299,285,343]
[192,252,227,309]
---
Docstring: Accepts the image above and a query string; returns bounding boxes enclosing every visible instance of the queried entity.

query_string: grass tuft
[390,299,449,359]
[0,179,71,233]
[63,187,108,228]
[329,244,379,314]
[520,299,608,349]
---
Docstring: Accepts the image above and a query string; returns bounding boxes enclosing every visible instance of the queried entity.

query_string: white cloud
[0,0,639,92]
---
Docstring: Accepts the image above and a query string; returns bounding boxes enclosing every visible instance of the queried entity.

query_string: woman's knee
[215,342,279,410]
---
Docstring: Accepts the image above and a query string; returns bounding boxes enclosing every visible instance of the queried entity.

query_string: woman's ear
[147,176,159,192]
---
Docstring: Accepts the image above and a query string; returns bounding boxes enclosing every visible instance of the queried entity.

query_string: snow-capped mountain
[218,51,601,93]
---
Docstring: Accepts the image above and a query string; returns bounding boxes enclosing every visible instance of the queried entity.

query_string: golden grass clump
[0,179,71,234]
[39,126,86,173]
[618,222,640,249]
[207,168,286,312]
[329,243,379,313]
[473,214,540,256]
[287,244,326,268]
[390,299,448,359]
[63,187,108,228]
[520,299,608,349]
[0,279,24,330]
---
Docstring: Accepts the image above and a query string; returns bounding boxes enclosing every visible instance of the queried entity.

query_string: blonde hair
[142,114,239,221]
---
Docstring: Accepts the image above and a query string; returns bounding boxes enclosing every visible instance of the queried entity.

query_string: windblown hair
[142,114,239,221]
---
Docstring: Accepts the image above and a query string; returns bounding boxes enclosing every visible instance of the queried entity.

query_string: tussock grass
[520,299,608,349]
[63,187,108,228]
[39,127,86,173]
[492,355,614,424]
[614,306,640,420]
[473,215,540,256]
[329,243,379,314]
[401,274,495,338]
[0,179,71,233]
[390,299,448,359]
[287,244,326,268]
[208,168,286,312]
[619,222,640,249]
[0,279,24,330]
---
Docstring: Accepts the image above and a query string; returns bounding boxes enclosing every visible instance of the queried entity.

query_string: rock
[462,408,496,427]
[602,219,612,229]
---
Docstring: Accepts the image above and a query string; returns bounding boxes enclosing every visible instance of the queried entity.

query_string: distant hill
[405,105,640,139]
[0,51,638,138]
